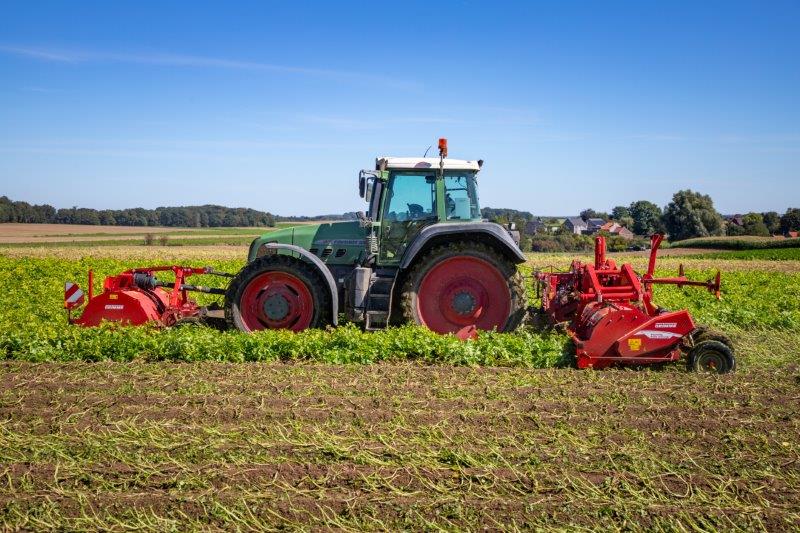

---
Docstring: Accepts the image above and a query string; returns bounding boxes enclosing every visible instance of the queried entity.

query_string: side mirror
[359,175,366,198]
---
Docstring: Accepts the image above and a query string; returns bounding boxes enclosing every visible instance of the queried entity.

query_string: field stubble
[1,243,799,529]
[1,361,799,530]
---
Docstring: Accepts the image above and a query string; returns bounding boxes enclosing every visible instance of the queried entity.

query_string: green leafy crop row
[0,256,567,365]
[0,255,797,363]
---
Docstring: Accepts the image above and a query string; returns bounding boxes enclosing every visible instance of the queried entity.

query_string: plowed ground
[2,361,798,530]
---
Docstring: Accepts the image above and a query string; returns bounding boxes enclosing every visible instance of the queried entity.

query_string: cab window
[444,173,480,220]
[383,173,436,221]
[380,172,437,261]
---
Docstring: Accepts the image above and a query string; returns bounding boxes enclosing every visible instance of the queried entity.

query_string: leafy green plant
[0,254,796,364]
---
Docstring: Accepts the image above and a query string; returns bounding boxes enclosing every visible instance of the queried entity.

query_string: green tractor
[224,139,527,338]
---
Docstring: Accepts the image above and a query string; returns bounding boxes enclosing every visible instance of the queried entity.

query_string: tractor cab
[359,156,483,264]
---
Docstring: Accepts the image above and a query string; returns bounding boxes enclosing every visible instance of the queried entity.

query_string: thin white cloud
[0,138,358,159]
[0,45,421,89]
[0,45,79,62]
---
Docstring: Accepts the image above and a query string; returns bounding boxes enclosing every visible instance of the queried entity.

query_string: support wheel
[225,255,331,332]
[691,326,734,352]
[688,340,736,374]
[400,242,526,336]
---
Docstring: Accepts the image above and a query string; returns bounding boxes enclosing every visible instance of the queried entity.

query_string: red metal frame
[68,266,213,327]
[537,234,721,369]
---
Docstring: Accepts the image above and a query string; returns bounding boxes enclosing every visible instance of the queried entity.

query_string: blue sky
[1,1,798,216]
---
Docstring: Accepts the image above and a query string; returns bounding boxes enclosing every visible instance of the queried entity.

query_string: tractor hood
[248,221,367,264]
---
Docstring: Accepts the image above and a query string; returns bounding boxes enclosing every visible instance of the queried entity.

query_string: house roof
[587,218,606,226]
[600,221,617,231]
[565,217,586,227]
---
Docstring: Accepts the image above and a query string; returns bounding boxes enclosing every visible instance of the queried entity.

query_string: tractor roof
[376,157,482,171]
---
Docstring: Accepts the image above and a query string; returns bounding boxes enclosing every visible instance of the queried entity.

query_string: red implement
[536,234,727,370]
[66,266,228,327]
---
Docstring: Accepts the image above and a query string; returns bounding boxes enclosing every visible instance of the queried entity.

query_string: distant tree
[580,208,609,222]
[0,194,434,228]
[610,206,634,228]
[611,205,630,219]
[741,212,770,236]
[480,207,534,222]
[98,211,116,225]
[628,200,663,236]
[726,223,746,236]
[662,190,724,241]
[762,211,781,235]
[780,208,800,234]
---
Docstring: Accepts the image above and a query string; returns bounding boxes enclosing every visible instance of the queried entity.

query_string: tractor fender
[261,243,339,325]
[399,222,526,270]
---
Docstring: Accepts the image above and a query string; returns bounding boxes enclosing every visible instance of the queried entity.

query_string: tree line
[483,190,800,252]
[2,192,798,241]
[0,196,358,227]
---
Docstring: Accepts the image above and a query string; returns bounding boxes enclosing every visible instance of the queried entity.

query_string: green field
[668,235,800,250]
[684,247,800,261]
[1,243,798,529]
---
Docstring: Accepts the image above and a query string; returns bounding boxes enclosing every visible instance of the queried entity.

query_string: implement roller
[535,234,734,373]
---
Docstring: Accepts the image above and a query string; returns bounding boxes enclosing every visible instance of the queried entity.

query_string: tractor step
[365,310,389,330]
[364,274,394,315]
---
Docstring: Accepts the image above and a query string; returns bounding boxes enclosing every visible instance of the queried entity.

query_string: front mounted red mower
[65,266,231,328]
[535,234,734,373]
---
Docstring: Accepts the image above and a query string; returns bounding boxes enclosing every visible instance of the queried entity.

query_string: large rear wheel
[225,255,331,332]
[400,242,526,337]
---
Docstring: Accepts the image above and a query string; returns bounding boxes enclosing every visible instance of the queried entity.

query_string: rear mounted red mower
[65,266,231,328]
[535,234,735,373]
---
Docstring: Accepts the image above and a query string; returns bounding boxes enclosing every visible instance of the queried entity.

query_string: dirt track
[1,361,798,530]
[0,223,261,243]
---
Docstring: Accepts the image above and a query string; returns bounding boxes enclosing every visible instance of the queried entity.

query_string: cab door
[379,172,438,264]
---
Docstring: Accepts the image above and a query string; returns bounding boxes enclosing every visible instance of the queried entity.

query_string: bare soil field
[0,244,251,261]
[0,223,265,243]
[1,361,797,530]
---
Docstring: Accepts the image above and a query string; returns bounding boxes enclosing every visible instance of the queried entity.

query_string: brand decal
[104,304,124,310]
[313,239,364,246]
[655,322,678,329]
[638,330,683,340]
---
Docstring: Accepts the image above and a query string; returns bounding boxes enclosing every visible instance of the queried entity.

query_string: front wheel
[225,255,331,332]
[400,242,527,336]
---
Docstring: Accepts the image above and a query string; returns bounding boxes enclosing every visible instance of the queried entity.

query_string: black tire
[688,340,736,374]
[225,255,331,332]
[400,241,527,333]
[692,326,735,353]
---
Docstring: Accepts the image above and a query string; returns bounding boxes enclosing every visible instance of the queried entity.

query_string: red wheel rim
[239,272,314,332]
[417,256,511,335]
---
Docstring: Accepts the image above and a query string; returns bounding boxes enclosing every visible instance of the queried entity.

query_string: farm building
[598,221,635,240]
[525,218,563,235]
[586,218,607,233]
[563,217,588,234]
